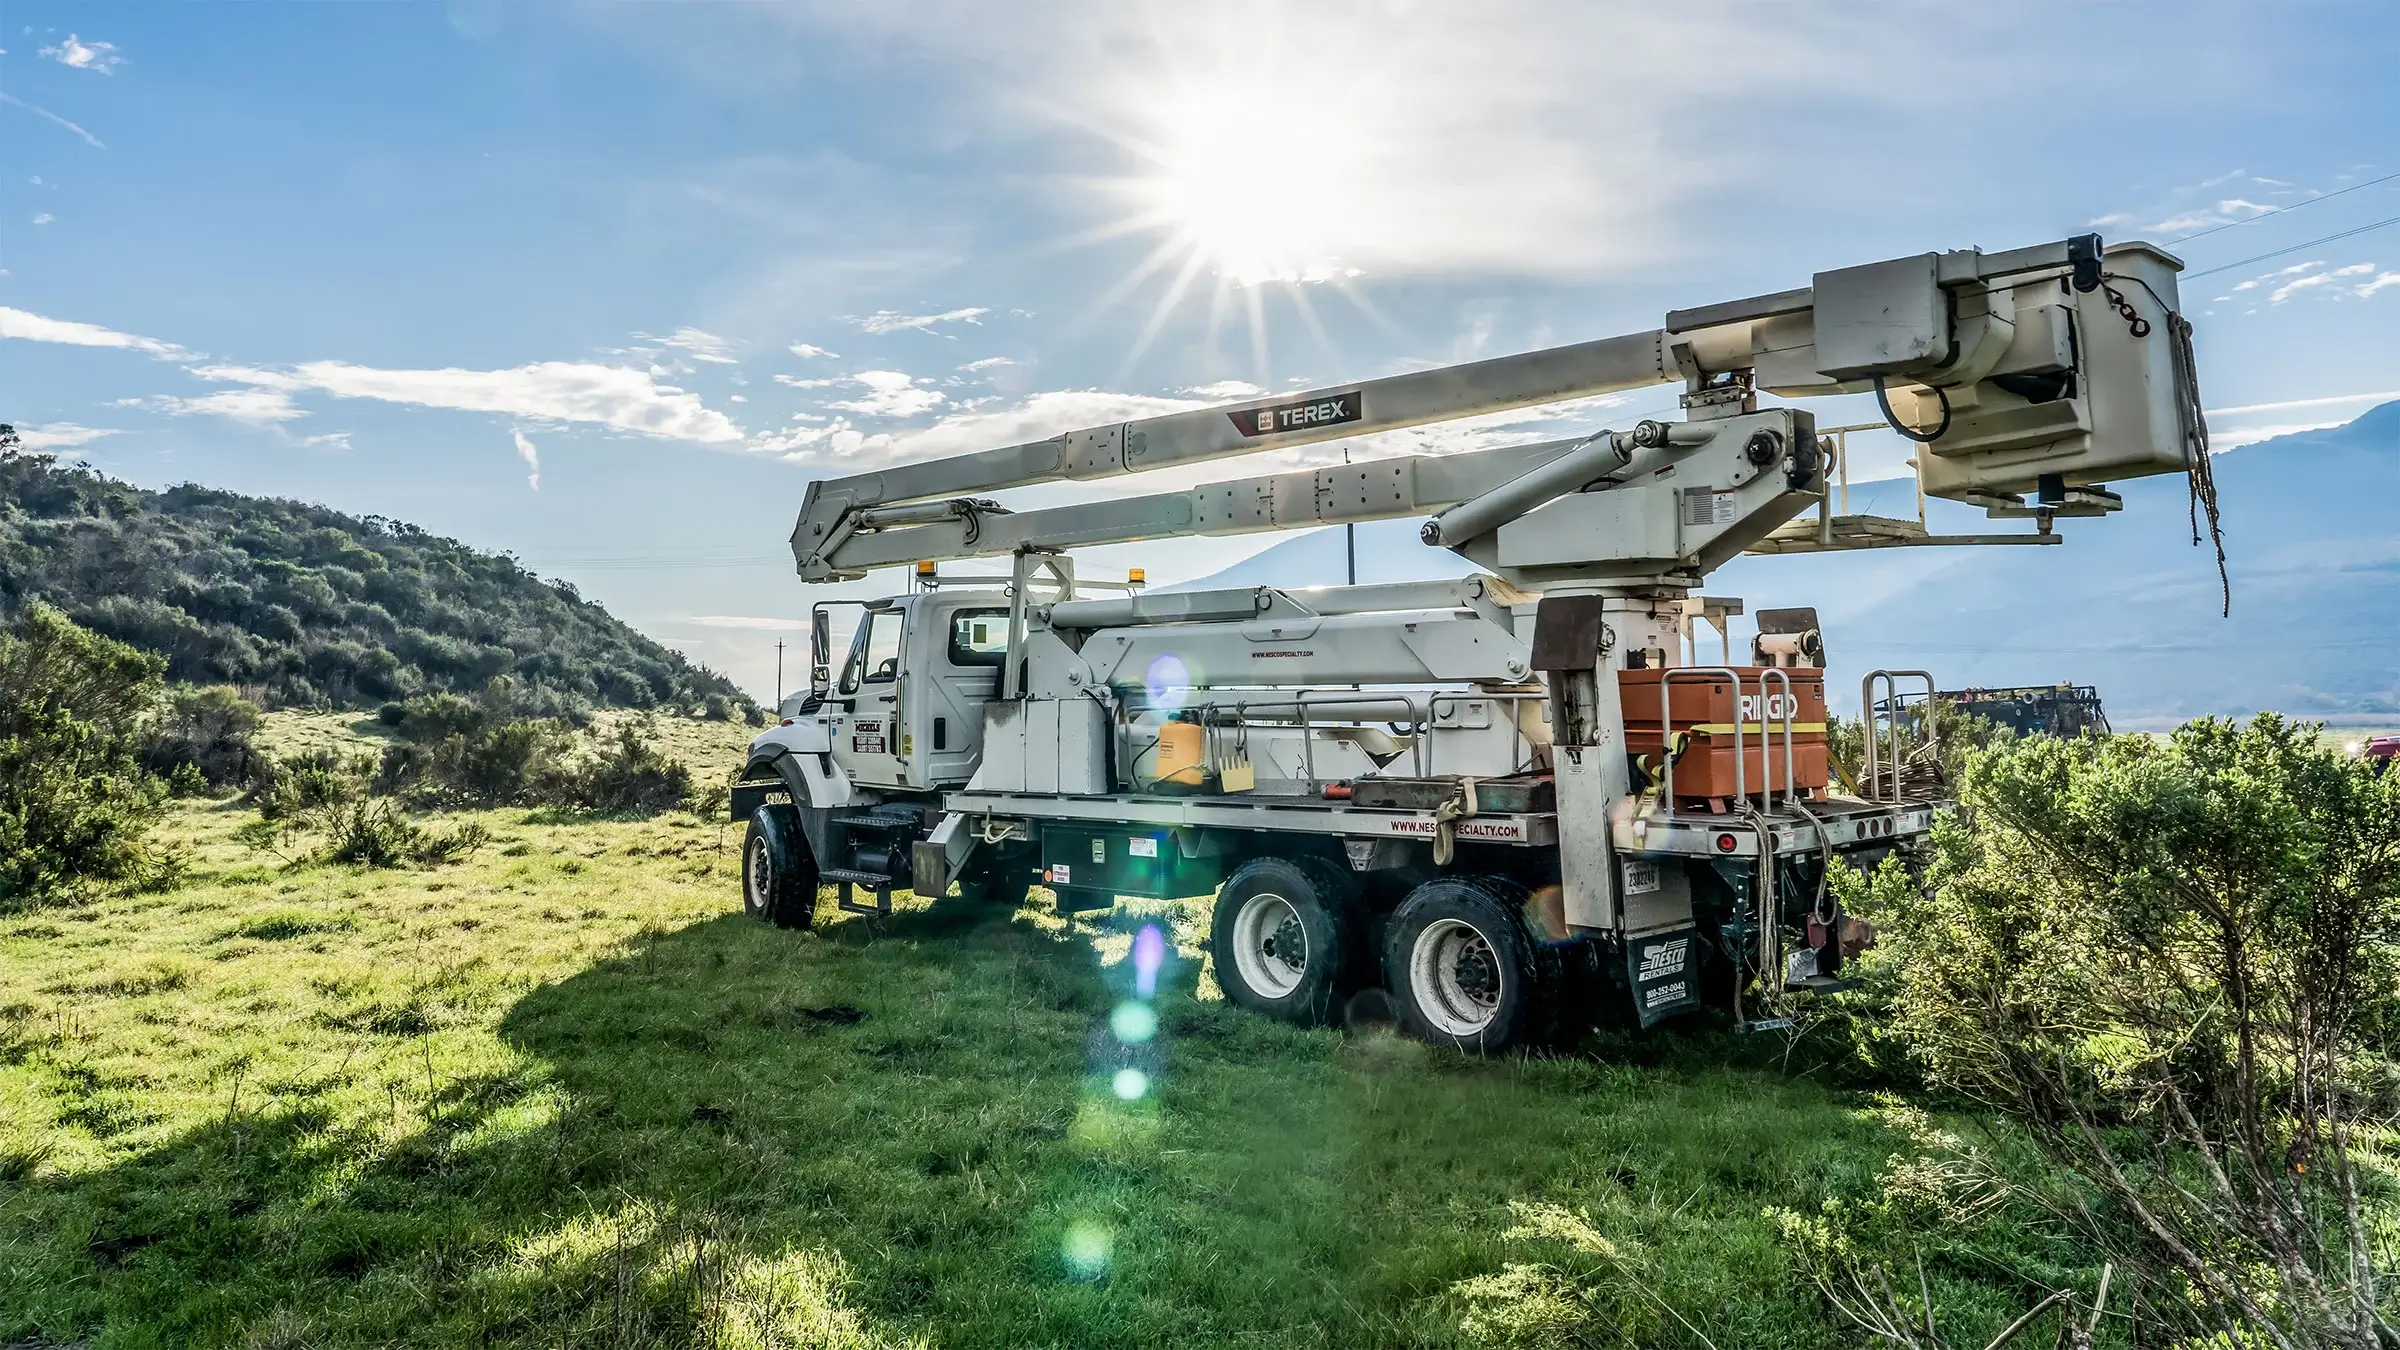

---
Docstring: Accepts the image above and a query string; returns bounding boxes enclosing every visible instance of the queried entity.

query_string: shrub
[0,604,178,908]
[142,683,266,789]
[1874,714,2400,1347]
[242,752,486,868]
[564,722,694,814]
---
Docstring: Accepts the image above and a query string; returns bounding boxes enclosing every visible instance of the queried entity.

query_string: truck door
[910,602,1007,786]
[832,603,907,788]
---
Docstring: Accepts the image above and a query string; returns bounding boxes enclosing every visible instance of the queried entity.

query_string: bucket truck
[730,234,2213,1051]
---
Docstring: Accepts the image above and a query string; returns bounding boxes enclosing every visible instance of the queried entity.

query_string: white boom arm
[790,235,2204,583]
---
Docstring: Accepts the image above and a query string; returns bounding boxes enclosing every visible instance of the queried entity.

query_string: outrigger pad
[1529,594,1610,672]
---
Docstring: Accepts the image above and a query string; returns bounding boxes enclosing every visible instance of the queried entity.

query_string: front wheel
[742,804,819,929]
[1384,875,1552,1053]
[1209,856,1361,1025]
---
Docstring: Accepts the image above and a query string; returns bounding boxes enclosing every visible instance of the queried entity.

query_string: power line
[2163,169,2400,246]
[2182,212,2400,280]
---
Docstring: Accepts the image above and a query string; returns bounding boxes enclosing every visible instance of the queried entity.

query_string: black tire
[742,805,819,930]
[1384,875,1553,1054]
[1209,856,1361,1025]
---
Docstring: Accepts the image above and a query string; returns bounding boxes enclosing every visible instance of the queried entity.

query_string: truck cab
[793,588,1011,792]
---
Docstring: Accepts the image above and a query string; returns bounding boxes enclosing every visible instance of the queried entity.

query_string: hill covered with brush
[0,430,747,714]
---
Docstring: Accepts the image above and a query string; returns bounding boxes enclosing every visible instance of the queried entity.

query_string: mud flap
[1627,927,1702,1027]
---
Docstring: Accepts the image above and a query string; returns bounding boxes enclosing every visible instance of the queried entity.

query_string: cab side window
[838,609,905,694]
[860,610,904,684]
[949,609,1008,667]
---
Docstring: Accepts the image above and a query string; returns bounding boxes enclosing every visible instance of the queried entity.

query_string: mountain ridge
[0,433,749,714]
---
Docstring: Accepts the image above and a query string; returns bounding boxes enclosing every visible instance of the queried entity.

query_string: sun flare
[1144,85,1367,287]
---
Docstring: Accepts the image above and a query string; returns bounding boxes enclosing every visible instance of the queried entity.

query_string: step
[820,867,893,917]
[831,811,918,832]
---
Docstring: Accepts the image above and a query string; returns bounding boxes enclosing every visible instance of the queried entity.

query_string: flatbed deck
[941,787,1933,858]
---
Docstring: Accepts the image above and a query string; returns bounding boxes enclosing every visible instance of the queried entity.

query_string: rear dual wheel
[1208,857,1365,1025]
[1384,876,1555,1053]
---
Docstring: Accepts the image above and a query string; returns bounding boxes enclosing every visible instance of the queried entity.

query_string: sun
[1145,85,1365,287]
[1069,71,1384,380]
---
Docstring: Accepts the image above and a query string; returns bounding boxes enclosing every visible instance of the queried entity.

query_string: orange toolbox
[1618,667,1828,803]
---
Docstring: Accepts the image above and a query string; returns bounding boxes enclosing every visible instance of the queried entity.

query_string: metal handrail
[1660,667,1746,807]
[1860,669,1938,802]
[1428,691,1543,778]
[1757,667,1796,813]
[1142,685,1547,785]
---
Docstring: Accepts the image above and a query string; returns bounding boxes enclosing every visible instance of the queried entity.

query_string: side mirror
[810,608,832,696]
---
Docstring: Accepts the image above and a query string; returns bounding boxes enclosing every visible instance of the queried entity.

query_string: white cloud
[1180,379,1265,399]
[2086,212,2134,227]
[774,374,842,388]
[193,360,745,443]
[2268,264,2373,305]
[148,387,307,426]
[2150,198,2276,233]
[645,327,739,364]
[825,369,946,418]
[772,388,1207,464]
[0,305,188,358]
[849,306,990,336]
[788,342,840,359]
[0,93,106,149]
[513,429,541,489]
[2207,390,2400,417]
[2213,420,2354,448]
[2356,272,2400,300]
[958,356,1015,372]
[41,34,122,74]
[12,422,117,451]
[30,213,53,226]
[680,614,809,630]
[773,4,2063,280]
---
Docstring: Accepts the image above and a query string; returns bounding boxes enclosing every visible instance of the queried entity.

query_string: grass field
[2,715,2088,1348]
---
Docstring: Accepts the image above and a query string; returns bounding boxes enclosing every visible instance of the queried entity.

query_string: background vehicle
[1940,684,2112,738]
[735,233,2213,1051]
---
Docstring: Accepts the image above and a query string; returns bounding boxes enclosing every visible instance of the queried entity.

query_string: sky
[5,0,2400,700]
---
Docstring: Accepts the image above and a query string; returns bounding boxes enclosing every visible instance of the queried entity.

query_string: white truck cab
[793,589,1011,792]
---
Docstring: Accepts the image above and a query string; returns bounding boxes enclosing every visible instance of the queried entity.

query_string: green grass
[1,717,2081,1348]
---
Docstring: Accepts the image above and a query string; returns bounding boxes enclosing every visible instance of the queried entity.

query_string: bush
[1872,714,2400,1347]
[369,685,695,817]
[0,604,178,908]
[242,751,486,868]
[564,721,695,814]
[142,683,265,790]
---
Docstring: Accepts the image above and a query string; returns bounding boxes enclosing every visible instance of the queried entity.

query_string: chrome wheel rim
[1410,917,1502,1037]
[745,835,772,911]
[1230,891,1308,999]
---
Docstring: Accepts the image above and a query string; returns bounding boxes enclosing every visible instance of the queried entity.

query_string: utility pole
[775,640,785,707]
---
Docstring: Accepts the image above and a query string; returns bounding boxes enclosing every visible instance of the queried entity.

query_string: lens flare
[1110,1000,1159,1044]
[1144,654,1190,711]
[1062,1219,1113,1280]
[1133,923,1167,997]
[1112,1068,1149,1101]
